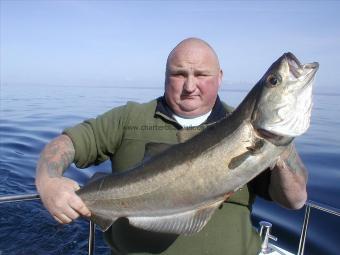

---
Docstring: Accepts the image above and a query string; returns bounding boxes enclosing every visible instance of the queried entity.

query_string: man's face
[165,44,222,117]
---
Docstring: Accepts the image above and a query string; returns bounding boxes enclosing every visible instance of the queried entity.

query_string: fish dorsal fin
[128,198,225,235]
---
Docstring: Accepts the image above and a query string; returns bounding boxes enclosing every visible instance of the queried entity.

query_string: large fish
[76,52,319,235]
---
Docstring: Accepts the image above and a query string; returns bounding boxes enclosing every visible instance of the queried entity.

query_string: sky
[1,0,340,89]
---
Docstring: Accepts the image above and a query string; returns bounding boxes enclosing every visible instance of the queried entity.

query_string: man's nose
[183,75,196,93]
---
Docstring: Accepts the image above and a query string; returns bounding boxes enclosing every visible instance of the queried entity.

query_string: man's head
[164,38,223,118]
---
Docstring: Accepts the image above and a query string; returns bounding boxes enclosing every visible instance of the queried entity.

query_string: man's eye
[172,72,185,77]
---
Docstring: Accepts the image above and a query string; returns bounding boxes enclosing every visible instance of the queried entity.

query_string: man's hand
[35,135,91,224]
[38,177,91,224]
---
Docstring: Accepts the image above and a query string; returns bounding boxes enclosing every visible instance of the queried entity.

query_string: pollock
[76,52,319,234]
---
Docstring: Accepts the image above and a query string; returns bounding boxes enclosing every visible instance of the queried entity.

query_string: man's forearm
[269,144,308,209]
[36,135,75,187]
[35,135,91,223]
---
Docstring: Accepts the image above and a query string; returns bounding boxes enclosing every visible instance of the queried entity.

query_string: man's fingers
[54,213,73,224]
[74,203,91,217]
[69,195,91,217]
[64,206,80,220]
[53,215,64,224]
[53,205,80,224]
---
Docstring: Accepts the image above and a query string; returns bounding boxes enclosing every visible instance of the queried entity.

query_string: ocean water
[0,83,339,255]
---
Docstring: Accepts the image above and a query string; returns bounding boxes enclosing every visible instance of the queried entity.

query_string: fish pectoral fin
[128,199,224,235]
[90,213,117,232]
[228,152,251,169]
[246,138,265,155]
[229,138,265,170]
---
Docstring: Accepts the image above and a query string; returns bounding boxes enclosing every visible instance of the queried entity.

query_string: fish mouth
[253,52,318,142]
[284,52,319,84]
[285,52,302,76]
[257,128,281,139]
[256,128,293,146]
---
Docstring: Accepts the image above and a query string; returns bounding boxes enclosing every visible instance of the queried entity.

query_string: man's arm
[35,134,91,224]
[269,143,308,209]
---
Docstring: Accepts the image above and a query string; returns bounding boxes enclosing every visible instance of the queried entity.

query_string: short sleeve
[63,105,127,168]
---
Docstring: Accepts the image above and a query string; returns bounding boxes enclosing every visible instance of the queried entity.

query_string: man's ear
[218,69,223,87]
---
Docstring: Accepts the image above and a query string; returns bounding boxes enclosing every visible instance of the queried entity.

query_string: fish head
[253,52,319,139]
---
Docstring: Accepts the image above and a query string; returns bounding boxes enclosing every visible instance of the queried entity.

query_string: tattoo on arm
[37,135,75,178]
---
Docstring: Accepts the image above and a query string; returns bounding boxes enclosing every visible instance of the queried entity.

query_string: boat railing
[297,200,340,255]
[0,193,95,255]
[1,194,339,255]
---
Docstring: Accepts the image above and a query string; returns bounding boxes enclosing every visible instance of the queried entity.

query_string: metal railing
[0,193,40,203]
[1,194,339,255]
[0,193,95,255]
[297,200,340,255]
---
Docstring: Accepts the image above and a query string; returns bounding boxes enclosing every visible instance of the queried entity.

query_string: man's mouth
[180,94,199,100]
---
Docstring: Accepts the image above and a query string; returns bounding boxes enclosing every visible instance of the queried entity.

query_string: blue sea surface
[0,83,339,254]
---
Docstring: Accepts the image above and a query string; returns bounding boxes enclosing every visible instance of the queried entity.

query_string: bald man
[36,38,307,255]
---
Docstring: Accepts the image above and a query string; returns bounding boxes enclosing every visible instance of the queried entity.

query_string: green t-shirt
[63,96,263,255]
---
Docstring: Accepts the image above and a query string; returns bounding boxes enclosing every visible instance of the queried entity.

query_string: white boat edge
[258,243,295,255]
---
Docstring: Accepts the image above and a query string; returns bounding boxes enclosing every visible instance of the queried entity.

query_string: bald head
[164,38,223,117]
[166,38,221,73]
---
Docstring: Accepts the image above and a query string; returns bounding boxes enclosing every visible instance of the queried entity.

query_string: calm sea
[0,83,339,254]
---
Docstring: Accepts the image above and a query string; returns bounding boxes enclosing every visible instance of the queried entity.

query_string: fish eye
[266,74,282,87]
